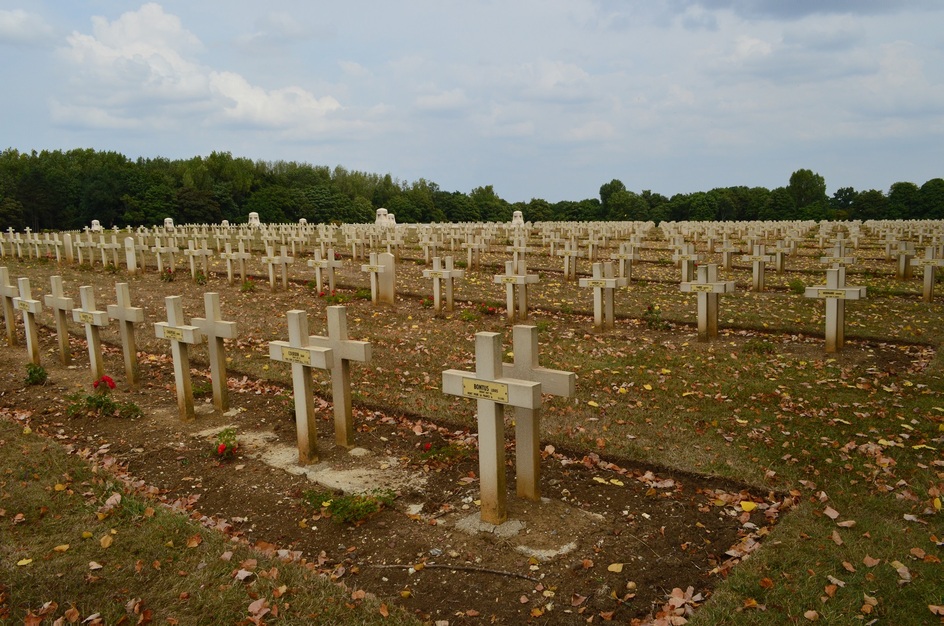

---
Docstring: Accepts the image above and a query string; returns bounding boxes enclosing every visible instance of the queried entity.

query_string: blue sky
[1,1,942,202]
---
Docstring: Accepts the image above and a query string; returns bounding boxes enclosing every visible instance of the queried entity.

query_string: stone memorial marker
[44,276,74,364]
[672,243,701,283]
[0,267,19,346]
[154,296,203,420]
[220,241,252,284]
[613,241,640,281]
[556,240,585,281]
[307,248,343,293]
[262,245,294,290]
[308,306,371,448]
[151,237,176,274]
[107,283,145,388]
[501,325,575,500]
[494,260,539,322]
[680,263,736,341]
[71,286,110,381]
[442,332,541,524]
[578,261,625,329]
[361,252,396,305]
[911,246,944,302]
[896,241,915,280]
[184,240,213,280]
[804,268,866,353]
[12,277,42,364]
[718,236,739,271]
[461,235,487,270]
[422,256,464,313]
[192,293,237,411]
[741,244,773,292]
[268,310,334,464]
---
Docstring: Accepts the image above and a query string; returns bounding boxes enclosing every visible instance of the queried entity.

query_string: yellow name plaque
[163,327,185,341]
[690,284,715,292]
[427,271,444,278]
[281,346,311,366]
[16,300,30,311]
[78,312,95,324]
[818,290,847,299]
[462,378,509,403]
[362,265,382,272]
[585,279,608,288]
[500,276,519,284]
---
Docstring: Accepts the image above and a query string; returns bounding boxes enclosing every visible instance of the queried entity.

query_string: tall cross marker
[804,269,866,353]
[155,296,203,420]
[107,283,145,388]
[443,332,541,524]
[72,286,110,381]
[268,310,334,464]
[308,306,371,447]
[13,277,42,365]
[911,246,944,302]
[0,267,18,346]
[680,263,735,341]
[501,325,575,500]
[578,261,625,329]
[192,293,238,412]
[494,260,539,322]
[307,248,343,293]
[422,256,464,312]
[44,276,74,364]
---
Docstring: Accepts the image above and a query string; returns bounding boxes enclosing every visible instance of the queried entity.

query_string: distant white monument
[221,220,230,228]
[248,212,261,228]
[299,218,308,226]
[163,218,174,231]
[90,220,103,232]
[511,211,525,226]
[375,208,390,226]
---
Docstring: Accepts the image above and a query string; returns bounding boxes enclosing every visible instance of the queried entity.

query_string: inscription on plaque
[163,327,185,341]
[281,346,312,366]
[819,290,847,299]
[690,284,715,292]
[17,301,30,311]
[500,276,519,284]
[462,378,509,403]
[78,312,95,324]
[585,279,607,288]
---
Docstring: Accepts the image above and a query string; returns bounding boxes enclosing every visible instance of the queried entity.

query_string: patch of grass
[319,489,396,525]
[0,418,415,626]
[742,338,777,354]
[458,309,479,323]
[787,278,805,294]
[24,363,47,386]
[419,442,470,466]
[240,279,256,293]
[354,288,372,301]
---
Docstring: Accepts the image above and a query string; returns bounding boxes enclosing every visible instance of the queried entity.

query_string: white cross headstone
[442,332,541,524]
[579,261,626,329]
[154,296,203,420]
[360,252,396,305]
[680,263,736,341]
[308,306,371,448]
[804,268,866,353]
[307,248,343,293]
[192,293,237,412]
[501,325,575,500]
[741,244,773,292]
[494,260,539,322]
[220,241,252,284]
[0,267,20,346]
[911,246,944,302]
[107,283,145,389]
[13,277,43,364]
[262,245,295,291]
[72,286,111,382]
[422,256,464,313]
[44,276,74,364]
[268,310,334,464]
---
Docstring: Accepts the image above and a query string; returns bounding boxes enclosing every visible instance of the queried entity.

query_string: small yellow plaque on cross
[462,378,509,403]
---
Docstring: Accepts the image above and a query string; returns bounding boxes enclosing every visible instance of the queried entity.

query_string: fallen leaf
[379,604,389,617]
[53,544,70,553]
[89,561,103,570]
[571,593,587,606]
[741,501,757,512]
[16,558,32,566]
[185,534,202,548]
[607,563,623,573]
[863,555,880,568]
[841,561,856,573]
[830,530,843,546]
[823,506,839,520]
[804,609,819,621]
[100,535,113,549]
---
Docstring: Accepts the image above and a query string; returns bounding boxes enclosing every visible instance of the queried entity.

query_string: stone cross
[422,256,464,313]
[672,243,701,283]
[262,245,295,290]
[0,267,20,346]
[307,248,343,293]
[505,235,532,267]
[741,244,773,292]
[220,241,252,284]
[308,306,372,448]
[911,246,944,302]
[769,240,791,274]
[184,240,213,280]
[461,236,487,270]
[804,268,866,353]
[107,283,145,388]
[819,243,854,269]
[896,241,915,280]
[360,252,396,305]
[268,310,334,464]
[44,276,74,364]
[13,277,42,365]
[613,242,640,281]
[680,263,736,341]
[501,325,575,500]
[718,236,739,271]
[494,260,539,322]
[442,332,541,524]
[99,234,122,268]
[123,237,139,274]
[192,293,238,412]
[72,286,111,381]
[556,240,585,281]
[578,261,626,329]
[154,296,203,420]
[151,237,176,274]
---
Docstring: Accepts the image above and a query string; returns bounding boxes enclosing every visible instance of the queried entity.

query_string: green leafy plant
[240,279,256,293]
[354,288,372,301]
[477,301,500,316]
[321,489,396,525]
[788,278,805,294]
[104,262,120,274]
[419,442,470,466]
[66,375,142,419]
[159,268,175,282]
[458,309,479,322]
[215,427,238,460]
[743,338,777,354]
[420,296,434,308]
[642,303,670,330]
[194,270,208,285]
[25,363,48,386]
[324,290,351,304]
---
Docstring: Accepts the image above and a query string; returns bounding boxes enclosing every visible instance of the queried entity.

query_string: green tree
[830,187,857,220]
[788,169,827,212]
[599,179,626,218]
[887,182,919,220]
[851,189,887,221]
[918,178,944,219]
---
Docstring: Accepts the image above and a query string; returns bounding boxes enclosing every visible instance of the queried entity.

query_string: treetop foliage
[0,148,939,231]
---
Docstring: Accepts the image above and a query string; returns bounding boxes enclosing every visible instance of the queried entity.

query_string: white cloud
[414,88,468,112]
[0,9,54,45]
[209,71,341,128]
[339,61,370,77]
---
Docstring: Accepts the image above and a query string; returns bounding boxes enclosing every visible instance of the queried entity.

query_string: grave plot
[0,225,941,625]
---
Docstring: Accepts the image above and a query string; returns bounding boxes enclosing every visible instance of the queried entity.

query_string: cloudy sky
[1,1,942,203]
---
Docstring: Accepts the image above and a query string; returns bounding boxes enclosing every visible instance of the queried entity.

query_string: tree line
[0,148,941,231]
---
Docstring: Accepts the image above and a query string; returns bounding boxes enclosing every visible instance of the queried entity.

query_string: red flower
[423,442,432,451]
[217,443,227,455]
[101,375,116,389]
